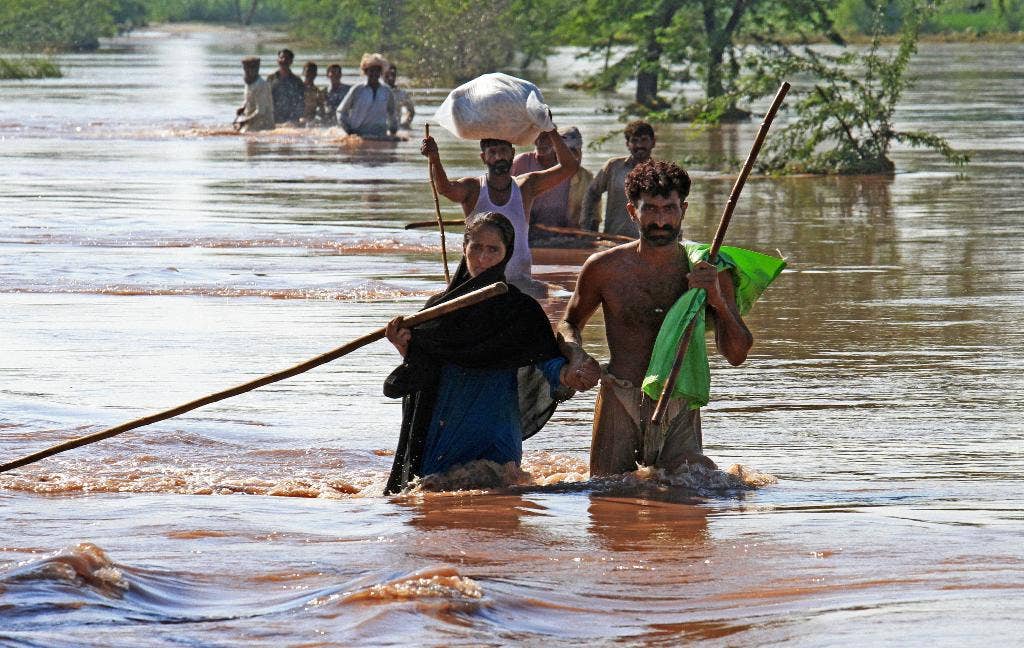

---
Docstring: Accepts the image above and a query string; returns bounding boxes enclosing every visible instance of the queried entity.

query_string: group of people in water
[236,49,414,137]
[382,121,754,493]
[240,59,757,493]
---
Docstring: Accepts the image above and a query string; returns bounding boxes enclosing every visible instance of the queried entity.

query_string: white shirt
[336,82,398,137]
[241,77,274,132]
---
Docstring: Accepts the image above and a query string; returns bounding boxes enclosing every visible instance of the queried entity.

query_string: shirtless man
[420,129,579,285]
[559,160,753,475]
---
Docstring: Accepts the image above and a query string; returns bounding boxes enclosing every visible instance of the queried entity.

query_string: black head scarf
[383,213,565,494]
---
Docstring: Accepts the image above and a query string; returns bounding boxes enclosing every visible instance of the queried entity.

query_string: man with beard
[420,126,579,287]
[558,160,752,476]
[582,120,657,238]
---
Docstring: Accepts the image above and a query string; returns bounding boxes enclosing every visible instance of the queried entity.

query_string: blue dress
[419,357,566,475]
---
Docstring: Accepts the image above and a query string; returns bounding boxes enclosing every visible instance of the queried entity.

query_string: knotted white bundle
[434,73,554,146]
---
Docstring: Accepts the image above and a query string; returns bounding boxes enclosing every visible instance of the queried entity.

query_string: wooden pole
[0,282,509,474]
[406,219,464,229]
[405,220,634,244]
[650,82,790,426]
[533,224,634,243]
[425,124,451,283]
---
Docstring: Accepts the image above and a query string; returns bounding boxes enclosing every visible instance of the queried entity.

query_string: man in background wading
[511,127,595,245]
[582,120,657,238]
[337,53,398,138]
[235,56,274,132]
[420,127,579,290]
[323,64,350,125]
[560,159,752,476]
[266,48,304,125]
[384,64,415,130]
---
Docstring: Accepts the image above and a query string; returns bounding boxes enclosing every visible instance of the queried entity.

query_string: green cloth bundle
[641,242,786,409]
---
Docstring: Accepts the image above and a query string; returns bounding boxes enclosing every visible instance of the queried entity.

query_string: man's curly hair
[624,159,691,204]
[623,120,655,141]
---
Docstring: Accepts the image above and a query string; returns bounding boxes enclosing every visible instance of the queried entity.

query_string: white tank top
[472,176,532,280]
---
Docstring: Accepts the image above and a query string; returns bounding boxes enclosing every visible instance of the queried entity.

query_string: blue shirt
[420,357,566,475]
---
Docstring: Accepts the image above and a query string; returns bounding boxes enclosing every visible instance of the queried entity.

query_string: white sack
[434,73,555,146]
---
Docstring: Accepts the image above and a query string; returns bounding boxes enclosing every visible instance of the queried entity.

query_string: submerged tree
[560,0,839,117]
[754,1,969,174]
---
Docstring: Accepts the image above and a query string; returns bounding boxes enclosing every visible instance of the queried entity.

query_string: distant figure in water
[420,126,579,290]
[300,61,326,126]
[235,56,274,132]
[323,63,350,126]
[511,126,594,245]
[383,64,415,130]
[336,53,397,138]
[560,160,753,476]
[582,120,657,238]
[382,213,600,494]
[266,48,304,125]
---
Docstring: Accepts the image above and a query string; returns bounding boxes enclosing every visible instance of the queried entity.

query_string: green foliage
[395,0,518,85]
[561,0,839,112]
[832,0,910,35]
[0,57,62,78]
[833,0,1024,35]
[274,0,378,46]
[925,0,1023,33]
[0,0,129,51]
[754,1,968,174]
[276,0,569,84]
[141,0,287,24]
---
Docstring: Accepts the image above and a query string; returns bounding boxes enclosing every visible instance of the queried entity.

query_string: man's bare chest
[602,266,689,332]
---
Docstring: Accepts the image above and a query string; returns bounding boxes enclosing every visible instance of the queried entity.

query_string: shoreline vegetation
[2,1,1020,54]
[0,57,62,79]
[4,1,1009,175]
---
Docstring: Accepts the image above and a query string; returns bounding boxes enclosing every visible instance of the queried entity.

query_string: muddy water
[1,28,1022,645]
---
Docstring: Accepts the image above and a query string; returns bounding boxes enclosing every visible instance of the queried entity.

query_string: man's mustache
[644,224,676,235]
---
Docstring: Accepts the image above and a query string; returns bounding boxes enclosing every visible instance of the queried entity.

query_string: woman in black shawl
[383,212,598,494]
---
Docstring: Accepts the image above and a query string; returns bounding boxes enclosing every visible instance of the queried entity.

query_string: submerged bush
[0,58,63,79]
[754,1,969,175]
[0,0,143,51]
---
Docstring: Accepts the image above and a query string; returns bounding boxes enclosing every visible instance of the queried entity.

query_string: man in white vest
[420,129,578,287]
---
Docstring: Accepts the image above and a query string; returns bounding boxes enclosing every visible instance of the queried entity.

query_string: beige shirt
[567,165,594,229]
[390,86,415,129]
[583,156,640,237]
[241,77,274,132]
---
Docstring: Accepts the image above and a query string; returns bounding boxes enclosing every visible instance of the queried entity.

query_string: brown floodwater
[1,27,1022,646]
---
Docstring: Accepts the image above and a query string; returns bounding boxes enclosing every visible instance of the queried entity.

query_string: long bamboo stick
[650,82,790,426]
[405,219,463,229]
[425,124,451,283]
[404,220,633,244]
[0,282,509,474]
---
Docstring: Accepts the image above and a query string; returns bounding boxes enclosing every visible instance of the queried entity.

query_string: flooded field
[1,27,1022,646]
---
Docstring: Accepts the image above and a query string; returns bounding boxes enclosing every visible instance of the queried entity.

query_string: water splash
[336,567,483,603]
[1,543,128,598]
[0,444,774,499]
